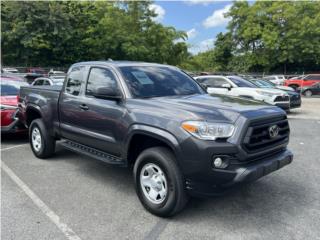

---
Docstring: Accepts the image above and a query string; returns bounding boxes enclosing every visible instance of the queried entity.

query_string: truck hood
[127,94,284,123]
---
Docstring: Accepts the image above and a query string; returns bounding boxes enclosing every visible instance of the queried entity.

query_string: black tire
[133,147,188,217]
[304,90,312,97]
[29,119,55,159]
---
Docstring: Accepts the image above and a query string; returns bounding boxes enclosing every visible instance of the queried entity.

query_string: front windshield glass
[1,84,19,95]
[227,76,257,88]
[119,66,204,98]
[252,80,275,88]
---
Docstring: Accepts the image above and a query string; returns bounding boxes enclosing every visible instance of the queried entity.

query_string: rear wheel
[29,119,55,158]
[304,90,312,97]
[133,147,188,217]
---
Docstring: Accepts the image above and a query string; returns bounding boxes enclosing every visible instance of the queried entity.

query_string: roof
[71,60,175,68]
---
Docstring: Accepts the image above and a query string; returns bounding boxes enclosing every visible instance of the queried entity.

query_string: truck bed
[18,85,62,129]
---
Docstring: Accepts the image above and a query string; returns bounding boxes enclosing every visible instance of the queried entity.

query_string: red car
[1,79,28,133]
[284,74,320,90]
[26,67,46,75]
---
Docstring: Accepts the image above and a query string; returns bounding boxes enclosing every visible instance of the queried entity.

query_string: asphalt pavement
[1,98,320,240]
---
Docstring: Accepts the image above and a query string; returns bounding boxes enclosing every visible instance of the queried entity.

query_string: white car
[194,75,290,110]
[32,77,65,86]
[262,75,286,85]
[2,67,19,74]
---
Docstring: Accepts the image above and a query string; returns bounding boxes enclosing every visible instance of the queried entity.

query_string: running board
[60,140,125,166]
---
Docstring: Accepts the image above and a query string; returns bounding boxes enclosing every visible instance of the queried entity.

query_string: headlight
[181,121,235,140]
[255,90,275,97]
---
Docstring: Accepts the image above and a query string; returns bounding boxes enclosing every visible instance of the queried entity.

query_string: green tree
[1,1,188,67]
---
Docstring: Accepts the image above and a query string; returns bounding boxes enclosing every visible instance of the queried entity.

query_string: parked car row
[2,67,66,84]
[1,72,66,134]
[194,75,300,111]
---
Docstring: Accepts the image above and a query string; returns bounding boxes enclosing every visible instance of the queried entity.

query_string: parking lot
[1,98,320,240]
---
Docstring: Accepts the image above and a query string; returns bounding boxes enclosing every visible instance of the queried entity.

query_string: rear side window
[43,80,50,86]
[86,67,118,96]
[34,79,43,86]
[305,75,320,81]
[65,66,85,95]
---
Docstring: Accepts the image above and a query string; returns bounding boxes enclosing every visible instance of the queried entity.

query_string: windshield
[119,66,204,98]
[227,76,257,88]
[252,79,275,88]
[52,79,64,85]
[1,84,19,96]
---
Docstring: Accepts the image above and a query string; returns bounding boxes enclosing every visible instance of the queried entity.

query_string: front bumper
[274,102,290,110]
[185,149,293,197]
[290,98,301,109]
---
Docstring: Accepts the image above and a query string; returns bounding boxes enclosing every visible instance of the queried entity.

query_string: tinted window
[52,79,64,86]
[202,78,229,88]
[86,68,118,96]
[251,80,274,88]
[43,80,50,86]
[65,66,84,95]
[34,79,44,86]
[1,84,19,95]
[228,76,256,88]
[119,66,203,98]
[306,75,320,81]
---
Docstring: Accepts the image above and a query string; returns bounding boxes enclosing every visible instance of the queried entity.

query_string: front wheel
[304,90,312,97]
[133,147,188,217]
[29,119,55,159]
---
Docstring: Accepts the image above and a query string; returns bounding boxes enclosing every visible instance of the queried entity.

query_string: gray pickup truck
[18,61,293,217]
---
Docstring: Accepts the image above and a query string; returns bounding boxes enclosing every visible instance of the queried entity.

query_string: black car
[301,82,320,97]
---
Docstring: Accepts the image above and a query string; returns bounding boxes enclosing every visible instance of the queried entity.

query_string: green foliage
[1,1,188,67]
[186,1,320,73]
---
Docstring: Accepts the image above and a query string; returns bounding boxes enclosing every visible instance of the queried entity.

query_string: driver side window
[86,67,118,96]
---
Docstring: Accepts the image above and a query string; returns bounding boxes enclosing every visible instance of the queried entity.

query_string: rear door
[313,83,320,95]
[59,65,88,142]
[304,75,320,86]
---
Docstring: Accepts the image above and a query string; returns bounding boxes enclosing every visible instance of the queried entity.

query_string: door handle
[79,104,89,110]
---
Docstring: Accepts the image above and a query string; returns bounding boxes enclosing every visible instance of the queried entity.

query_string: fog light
[213,157,223,168]
[212,156,230,169]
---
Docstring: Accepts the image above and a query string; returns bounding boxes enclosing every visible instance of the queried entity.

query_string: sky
[150,1,233,55]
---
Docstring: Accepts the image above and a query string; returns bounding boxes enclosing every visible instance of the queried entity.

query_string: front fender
[124,124,182,162]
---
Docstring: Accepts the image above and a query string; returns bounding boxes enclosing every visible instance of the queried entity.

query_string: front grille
[243,116,290,153]
[274,96,289,102]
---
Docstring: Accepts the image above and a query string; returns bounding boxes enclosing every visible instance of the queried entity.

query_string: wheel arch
[125,125,181,167]
[26,104,42,127]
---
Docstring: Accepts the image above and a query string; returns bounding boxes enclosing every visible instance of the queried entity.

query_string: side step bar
[60,140,125,166]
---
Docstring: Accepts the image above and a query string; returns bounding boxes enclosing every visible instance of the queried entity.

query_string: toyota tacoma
[18,61,293,217]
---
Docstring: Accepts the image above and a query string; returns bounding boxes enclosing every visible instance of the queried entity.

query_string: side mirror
[222,83,232,90]
[201,83,208,90]
[92,87,122,101]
